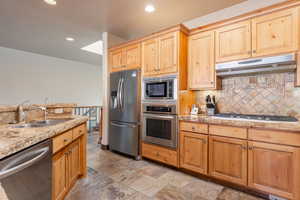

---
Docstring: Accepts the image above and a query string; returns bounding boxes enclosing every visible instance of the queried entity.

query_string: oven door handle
[144,114,176,120]
[0,146,49,180]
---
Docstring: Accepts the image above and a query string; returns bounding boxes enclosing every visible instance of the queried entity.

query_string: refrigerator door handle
[120,78,124,109]
[111,122,137,128]
[117,79,121,109]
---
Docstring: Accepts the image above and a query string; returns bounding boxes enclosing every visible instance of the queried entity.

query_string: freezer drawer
[109,121,139,157]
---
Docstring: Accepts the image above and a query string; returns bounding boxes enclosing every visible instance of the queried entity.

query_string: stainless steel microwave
[142,75,178,101]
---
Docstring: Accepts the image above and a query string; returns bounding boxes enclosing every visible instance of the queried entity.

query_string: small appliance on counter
[206,95,217,116]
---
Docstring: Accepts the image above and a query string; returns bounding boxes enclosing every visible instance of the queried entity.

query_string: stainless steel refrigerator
[109,69,140,159]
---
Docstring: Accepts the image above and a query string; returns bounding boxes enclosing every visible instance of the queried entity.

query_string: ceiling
[0,0,245,66]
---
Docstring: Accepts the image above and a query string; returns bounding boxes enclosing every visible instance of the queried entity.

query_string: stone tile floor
[66,133,265,200]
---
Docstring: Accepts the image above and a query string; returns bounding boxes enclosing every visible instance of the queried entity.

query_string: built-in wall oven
[142,104,177,149]
[142,75,178,101]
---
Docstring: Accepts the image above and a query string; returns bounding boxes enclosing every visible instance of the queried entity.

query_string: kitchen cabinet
[142,28,187,77]
[158,32,178,74]
[110,48,124,72]
[248,141,300,200]
[53,150,68,200]
[68,140,81,187]
[109,43,141,73]
[209,136,248,186]
[142,39,159,76]
[180,131,208,174]
[252,7,299,57]
[142,142,178,167]
[124,43,141,69]
[188,31,216,90]
[215,20,251,62]
[52,123,87,200]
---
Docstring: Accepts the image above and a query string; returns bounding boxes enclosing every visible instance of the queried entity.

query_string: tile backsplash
[196,72,300,118]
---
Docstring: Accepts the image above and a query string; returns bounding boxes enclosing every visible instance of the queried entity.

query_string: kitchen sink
[10,119,72,128]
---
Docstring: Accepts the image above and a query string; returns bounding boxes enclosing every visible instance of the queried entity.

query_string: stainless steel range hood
[216,53,297,77]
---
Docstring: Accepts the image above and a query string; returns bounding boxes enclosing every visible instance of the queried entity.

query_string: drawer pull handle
[241,145,247,150]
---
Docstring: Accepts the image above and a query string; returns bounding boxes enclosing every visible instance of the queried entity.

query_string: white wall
[184,0,287,29]
[0,46,102,106]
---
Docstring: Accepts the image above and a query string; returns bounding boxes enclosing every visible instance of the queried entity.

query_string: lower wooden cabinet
[180,131,208,174]
[142,142,178,167]
[52,124,87,200]
[52,150,68,200]
[68,140,81,187]
[248,141,300,200]
[209,136,248,186]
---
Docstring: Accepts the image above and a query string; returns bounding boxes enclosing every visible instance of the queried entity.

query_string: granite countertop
[0,115,88,160]
[179,115,300,133]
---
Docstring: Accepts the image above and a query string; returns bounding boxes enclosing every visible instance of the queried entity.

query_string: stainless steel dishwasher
[0,139,52,200]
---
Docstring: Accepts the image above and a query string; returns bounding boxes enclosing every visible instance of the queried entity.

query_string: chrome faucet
[17,100,30,123]
[29,105,48,122]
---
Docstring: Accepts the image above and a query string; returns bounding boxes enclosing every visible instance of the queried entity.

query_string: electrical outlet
[269,194,286,200]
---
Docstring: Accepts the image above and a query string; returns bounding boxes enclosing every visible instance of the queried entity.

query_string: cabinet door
[215,20,251,62]
[52,150,68,200]
[188,31,215,90]
[110,48,124,72]
[68,140,81,187]
[180,131,208,174]
[158,32,178,75]
[125,43,141,69]
[209,136,248,186]
[248,141,300,200]
[252,7,299,57]
[142,39,159,76]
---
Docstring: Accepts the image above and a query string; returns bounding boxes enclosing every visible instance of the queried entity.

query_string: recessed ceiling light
[145,4,155,13]
[44,0,57,5]
[65,37,75,42]
[81,40,103,55]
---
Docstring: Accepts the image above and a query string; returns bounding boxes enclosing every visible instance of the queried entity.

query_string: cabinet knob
[248,146,254,150]
[64,139,68,143]
[253,50,256,54]
[192,126,195,130]
[241,145,247,150]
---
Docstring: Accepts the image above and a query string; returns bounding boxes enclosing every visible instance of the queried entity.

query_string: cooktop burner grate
[213,113,298,122]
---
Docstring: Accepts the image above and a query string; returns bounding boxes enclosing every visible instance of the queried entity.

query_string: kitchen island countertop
[0,115,88,160]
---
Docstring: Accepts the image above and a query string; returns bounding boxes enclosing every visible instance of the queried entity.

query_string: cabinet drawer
[209,125,247,139]
[180,122,208,134]
[142,143,178,167]
[53,130,73,154]
[249,129,300,147]
[73,124,86,140]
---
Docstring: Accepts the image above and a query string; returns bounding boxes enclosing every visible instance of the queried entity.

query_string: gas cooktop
[213,113,298,122]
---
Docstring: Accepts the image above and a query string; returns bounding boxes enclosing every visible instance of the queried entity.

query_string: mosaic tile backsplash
[196,72,300,118]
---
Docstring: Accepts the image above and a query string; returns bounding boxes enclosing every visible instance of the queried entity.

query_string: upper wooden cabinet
[252,7,299,57]
[142,39,159,77]
[209,136,248,186]
[188,31,216,90]
[248,141,300,200]
[124,43,141,69]
[142,29,187,77]
[110,48,124,72]
[109,43,141,73]
[158,32,178,75]
[215,20,252,62]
